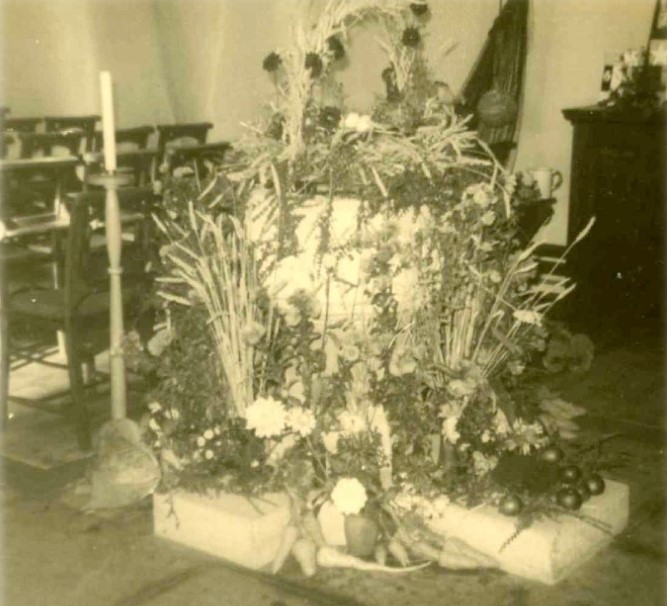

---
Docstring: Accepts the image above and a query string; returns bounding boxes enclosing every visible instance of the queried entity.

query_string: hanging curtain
[460,0,529,161]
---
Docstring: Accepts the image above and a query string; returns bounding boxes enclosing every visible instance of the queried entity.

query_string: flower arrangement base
[153,490,291,570]
[427,480,629,585]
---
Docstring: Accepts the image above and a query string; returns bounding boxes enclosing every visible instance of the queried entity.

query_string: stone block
[153,490,291,570]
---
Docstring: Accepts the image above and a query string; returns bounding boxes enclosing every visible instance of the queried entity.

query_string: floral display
[129,0,605,578]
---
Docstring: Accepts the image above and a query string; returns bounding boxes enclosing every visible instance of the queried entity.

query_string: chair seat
[9,285,140,320]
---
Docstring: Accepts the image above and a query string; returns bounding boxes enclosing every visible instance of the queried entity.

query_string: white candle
[99,71,117,172]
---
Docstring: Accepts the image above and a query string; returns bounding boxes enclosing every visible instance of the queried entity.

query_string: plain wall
[0,0,657,244]
[0,0,173,129]
[514,0,655,244]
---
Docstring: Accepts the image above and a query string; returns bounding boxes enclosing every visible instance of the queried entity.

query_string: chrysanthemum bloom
[331,477,368,515]
[402,26,421,47]
[442,415,461,444]
[410,2,429,16]
[241,321,266,346]
[262,51,282,72]
[388,348,416,376]
[319,106,342,131]
[322,431,340,454]
[481,210,496,226]
[245,397,287,438]
[327,36,345,60]
[286,407,316,437]
[340,344,360,363]
[305,52,323,78]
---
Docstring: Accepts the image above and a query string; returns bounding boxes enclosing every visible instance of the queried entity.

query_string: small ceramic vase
[344,514,379,557]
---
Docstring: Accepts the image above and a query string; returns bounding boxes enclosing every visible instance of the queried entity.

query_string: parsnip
[271,525,299,574]
[316,546,431,573]
[292,538,318,577]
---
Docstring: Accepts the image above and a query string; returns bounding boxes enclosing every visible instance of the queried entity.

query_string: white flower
[169,407,180,420]
[388,347,417,376]
[331,477,368,515]
[470,184,493,208]
[472,451,498,476]
[432,495,451,515]
[340,344,360,363]
[513,309,543,326]
[162,448,184,470]
[481,210,496,226]
[286,407,316,437]
[507,360,526,375]
[245,397,287,438]
[338,410,368,435]
[344,112,361,129]
[205,449,214,460]
[355,115,372,133]
[507,419,546,454]
[494,409,511,435]
[241,321,266,346]
[203,429,214,440]
[267,434,298,465]
[322,431,340,454]
[440,401,463,418]
[448,378,476,398]
[488,270,502,283]
[442,415,461,444]
[148,418,161,433]
[196,436,206,447]
[148,401,162,413]
[481,429,491,443]
[283,305,301,327]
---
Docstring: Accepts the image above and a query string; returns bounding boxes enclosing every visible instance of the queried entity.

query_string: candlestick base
[87,170,135,189]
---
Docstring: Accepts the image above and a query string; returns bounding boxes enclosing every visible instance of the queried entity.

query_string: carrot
[271,525,299,574]
[374,543,388,566]
[301,510,327,547]
[438,537,498,570]
[292,537,318,577]
[387,536,410,567]
[408,539,441,562]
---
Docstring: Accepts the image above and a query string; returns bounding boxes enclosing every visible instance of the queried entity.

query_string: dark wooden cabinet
[562,105,665,337]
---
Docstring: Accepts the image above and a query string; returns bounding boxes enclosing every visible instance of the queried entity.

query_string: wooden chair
[44,115,100,152]
[1,131,13,159]
[82,149,158,188]
[164,141,231,182]
[92,125,154,152]
[3,117,42,134]
[156,122,213,157]
[19,131,83,159]
[0,186,158,449]
[1,156,79,219]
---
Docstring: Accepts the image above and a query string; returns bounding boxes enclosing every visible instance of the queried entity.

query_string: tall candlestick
[99,71,117,172]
